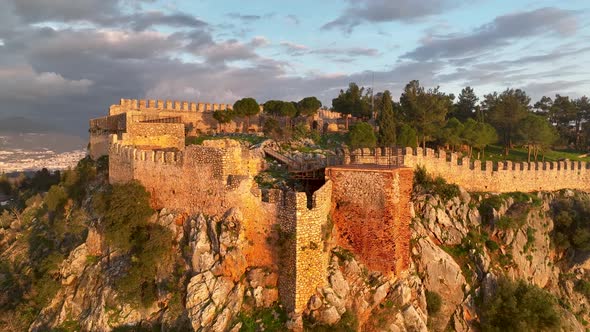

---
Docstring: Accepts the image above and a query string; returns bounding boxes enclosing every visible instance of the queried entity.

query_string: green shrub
[263,117,282,137]
[44,185,68,212]
[480,278,561,332]
[485,239,500,252]
[523,227,536,252]
[551,196,590,253]
[332,248,355,262]
[238,304,288,331]
[575,279,590,300]
[96,155,109,175]
[413,167,460,201]
[86,255,100,265]
[495,216,515,230]
[93,181,154,252]
[479,196,505,225]
[426,290,442,315]
[93,181,175,308]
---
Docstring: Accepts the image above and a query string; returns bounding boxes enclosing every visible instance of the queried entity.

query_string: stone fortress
[89,97,590,314]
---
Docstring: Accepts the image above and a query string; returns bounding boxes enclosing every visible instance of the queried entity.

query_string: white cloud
[0,65,92,100]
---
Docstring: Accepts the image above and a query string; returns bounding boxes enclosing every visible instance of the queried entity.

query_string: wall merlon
[157,100,164,109]
[174,101,181,110]
[149,100,156,108]
[154,151,164,162]
[139,99,147,110]
[460,157,469,168]
[190,102,197,111]
[198,103,205,111]
[166,100,173,109]
[426,148,435,157]
[182,101,189,110]
[165,151,176,163]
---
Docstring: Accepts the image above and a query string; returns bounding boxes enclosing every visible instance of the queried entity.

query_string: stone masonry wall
[348,147,590,193]
[109,98,262,134]
[403,147,590,192]
[109,136,332,314]
[89,132,110,160]
[108,138,262,214]
[327,167,413,275]
[278,182,333,313]
[108,139,288,314]
[123,121,185,150]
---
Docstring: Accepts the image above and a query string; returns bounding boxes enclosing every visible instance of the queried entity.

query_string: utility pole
[371,72,375,119]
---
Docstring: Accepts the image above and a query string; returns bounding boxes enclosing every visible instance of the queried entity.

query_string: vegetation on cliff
[93,181,176,307]
[0,159,101,330]
[412,168,590,331]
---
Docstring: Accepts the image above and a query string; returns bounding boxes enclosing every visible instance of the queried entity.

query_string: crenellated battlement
[399,147,590,192]
[114,98,233,114]
[109,141,184,165]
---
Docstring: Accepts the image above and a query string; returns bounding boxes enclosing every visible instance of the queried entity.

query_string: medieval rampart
[105,98,263,136]
[109,98,236,115]
[404,147,590,192]
[108,135,333,314]
[108,137,262,211]
[347,147,590,193]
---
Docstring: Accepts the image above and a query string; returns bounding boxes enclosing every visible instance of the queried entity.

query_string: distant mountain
[0,116,56,133]
[0,116,86,154]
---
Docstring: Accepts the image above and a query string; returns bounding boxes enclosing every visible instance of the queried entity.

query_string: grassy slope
[472,145,590,163]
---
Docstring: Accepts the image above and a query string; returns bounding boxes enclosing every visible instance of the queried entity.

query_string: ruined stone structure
[347,147,590,193]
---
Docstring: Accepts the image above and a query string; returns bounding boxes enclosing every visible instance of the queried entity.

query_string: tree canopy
[399,80,452,149]
[348,122,376,149]
[332,82,371,128]
[297,97,322,117]
[462,119,497,159]
[233,97,260,130]
[517,114,557,161]
[483,89,530,155]
[451,86,478,122]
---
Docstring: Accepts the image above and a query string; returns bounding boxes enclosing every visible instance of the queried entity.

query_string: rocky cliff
[2,164,590,331]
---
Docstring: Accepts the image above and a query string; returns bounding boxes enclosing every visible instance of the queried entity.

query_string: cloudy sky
[1,0,589,136]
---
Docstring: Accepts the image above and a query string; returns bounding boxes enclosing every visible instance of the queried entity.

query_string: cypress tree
[377,90,396,146]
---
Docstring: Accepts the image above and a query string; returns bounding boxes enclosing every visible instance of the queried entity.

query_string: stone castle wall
[405,147,590,192]
[123,121,185,150]
[327,167,413,275]
[110,98,236,115]
[348,147,590,193]
[108,137,262,212]
[109,98,263,134]
[278,182,332,313]
[109,136,332,314]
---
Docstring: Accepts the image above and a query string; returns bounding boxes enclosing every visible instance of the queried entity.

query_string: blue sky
[0,0,589,134]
